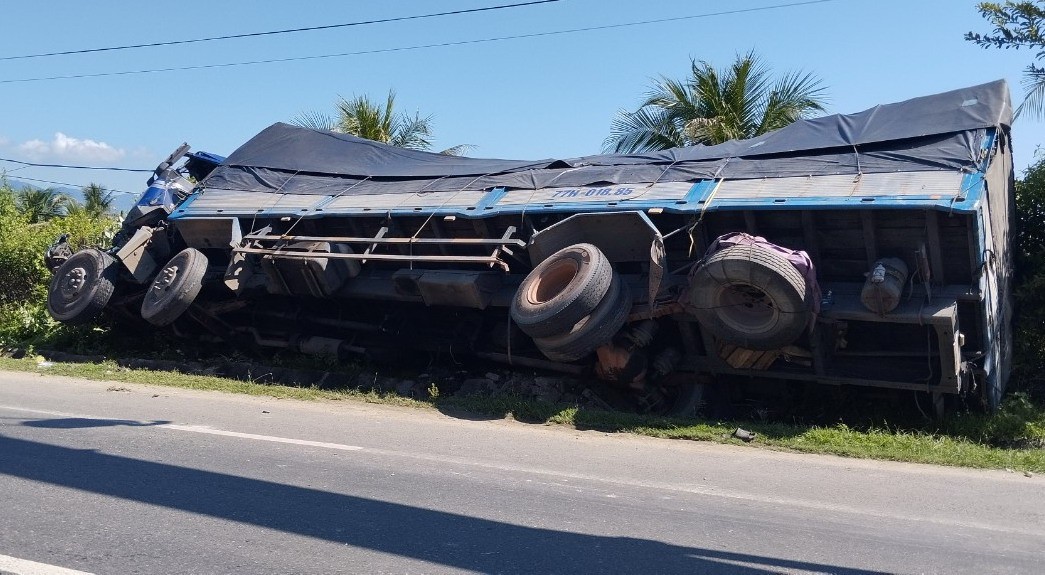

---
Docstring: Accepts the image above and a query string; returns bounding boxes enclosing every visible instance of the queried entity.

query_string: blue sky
[0,0,1040,207]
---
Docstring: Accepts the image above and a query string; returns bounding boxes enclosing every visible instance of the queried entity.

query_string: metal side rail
[236,226,525,271]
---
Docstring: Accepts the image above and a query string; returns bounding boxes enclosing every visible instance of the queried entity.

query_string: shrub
[0,182,119,347]
[1011,153,1045,394]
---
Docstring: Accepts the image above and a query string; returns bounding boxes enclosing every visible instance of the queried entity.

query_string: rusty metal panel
[715,171,964,201]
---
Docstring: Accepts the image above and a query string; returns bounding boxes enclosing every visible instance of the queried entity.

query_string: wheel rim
[714,282,780,336]
[154,264,180,292]
[58,266,88,302]
[145,258,184,309]
[526,257,581,305]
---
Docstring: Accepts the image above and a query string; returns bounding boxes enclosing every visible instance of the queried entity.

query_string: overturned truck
[46,81,1016,414]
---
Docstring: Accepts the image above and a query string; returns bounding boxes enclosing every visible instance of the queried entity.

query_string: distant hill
[6,179,81,199]
[4,179,133,212]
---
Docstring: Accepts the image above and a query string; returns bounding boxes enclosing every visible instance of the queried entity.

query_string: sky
[0,0,1041,209]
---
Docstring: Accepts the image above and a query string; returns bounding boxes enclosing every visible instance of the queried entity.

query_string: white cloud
[18,132,126,164]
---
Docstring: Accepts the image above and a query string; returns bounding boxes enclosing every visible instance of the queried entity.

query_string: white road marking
[0,405,362,452]
[0,405,100,419]
[0,553,95,575]
[161,423,363,451]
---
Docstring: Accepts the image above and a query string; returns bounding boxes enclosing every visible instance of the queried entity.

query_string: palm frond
[609,51,826,150]
[604,105,686,153]
[1017,65,1045,120]
[291,110,337,132]
[16,187,65,223]
[756,70,828,134]
[82,183,115,217]
[438,144,477,156]
[390,112,434,150]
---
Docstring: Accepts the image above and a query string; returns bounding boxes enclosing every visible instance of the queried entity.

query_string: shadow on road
[21,417,171,429]
[0,432,886,575]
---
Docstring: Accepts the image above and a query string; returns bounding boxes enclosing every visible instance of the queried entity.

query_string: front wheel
[47,248,118,324]
[141,248,208,326]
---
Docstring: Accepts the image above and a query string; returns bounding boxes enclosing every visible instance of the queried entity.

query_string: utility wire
[0,0,561,62]
[0,156,152,172]
[3,174,136,196]
[0,0,836,85]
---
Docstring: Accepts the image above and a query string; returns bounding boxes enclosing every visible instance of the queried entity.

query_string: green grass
[0,356,423,406]
[2,355,1043,473]
[440,393,1045,472]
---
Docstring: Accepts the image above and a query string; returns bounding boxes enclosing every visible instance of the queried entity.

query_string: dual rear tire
[510,243,631,362]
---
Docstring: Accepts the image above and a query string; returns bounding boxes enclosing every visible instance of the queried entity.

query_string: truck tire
[511,243,612,338]
[46,248,117,324]
[687,243,810,351]
[141,248,208,327]
[534,275,632,362]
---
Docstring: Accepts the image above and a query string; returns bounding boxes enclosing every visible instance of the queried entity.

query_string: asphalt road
[0,370,1042,575]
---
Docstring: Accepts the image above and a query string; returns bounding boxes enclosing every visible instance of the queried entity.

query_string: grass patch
[2,355,1043,473]
[0,356,423,407]
[396,383,1045,472]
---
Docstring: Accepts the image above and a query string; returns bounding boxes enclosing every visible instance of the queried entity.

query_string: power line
[0,0,836,85]
[2,174,136,196]
[0,156,152,172]
[0,0,561,62]
[2,174,138,197]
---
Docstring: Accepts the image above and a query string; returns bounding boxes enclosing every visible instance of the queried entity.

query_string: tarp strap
[623,160,680,203]
[853,144,863,181]
[282,175,372,238]
[408,171,503,269]
[249,170,300,234]
[687,157,732,257]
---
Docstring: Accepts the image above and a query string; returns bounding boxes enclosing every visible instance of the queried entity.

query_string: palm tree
[293,90,472,155]
[63,198,89,217]
[605,52,827,153]
[81,183,115,218]
[16,187,68,223]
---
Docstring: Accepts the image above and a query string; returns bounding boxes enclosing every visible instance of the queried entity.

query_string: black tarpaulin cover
[202,80,1011,196]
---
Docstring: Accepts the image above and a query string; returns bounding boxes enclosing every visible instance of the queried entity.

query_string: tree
[81,183,115,218]
[293,89,471,155]
[604,52,827,153]
[0,180,14,214]
[1004,153,1045,378]
[15,187,67,223]
[966,1,1045,119]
